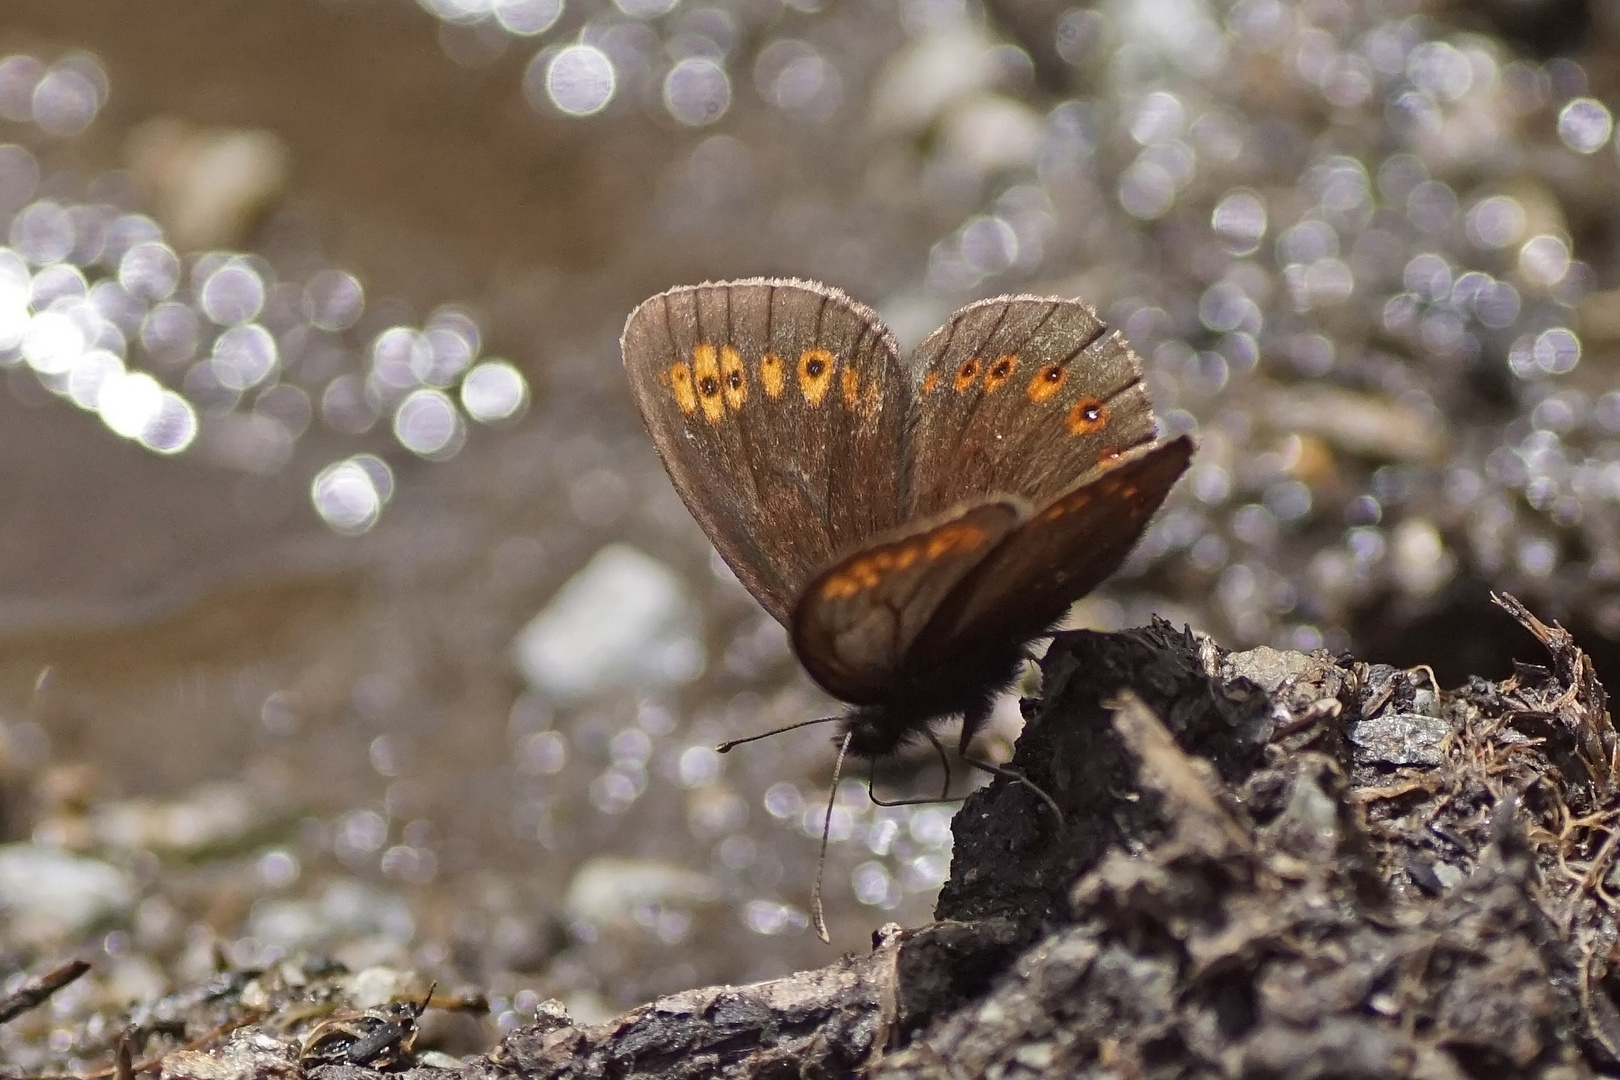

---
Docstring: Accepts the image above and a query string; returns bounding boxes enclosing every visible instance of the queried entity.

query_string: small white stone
[125,119,289,251]
[868,27,1000,135]
[938,95,1044,174]
[0,843,135,944]
[512,544,703,702]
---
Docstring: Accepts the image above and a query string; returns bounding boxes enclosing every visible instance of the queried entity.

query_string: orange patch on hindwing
[1039,489,1091,523]
[667,362,698,415]
[953,357,982,392]
[1027,363,1065,402]
[719,345,747,410]
[924,522,986,558]
[759,352,786,399]
[817,535,940,601]
[692,344,725,423]
[921,371,939,394]
[983,354,1018,391]
[1066,397,1107,435]
[798,349,836,405]
[841,366,860,407]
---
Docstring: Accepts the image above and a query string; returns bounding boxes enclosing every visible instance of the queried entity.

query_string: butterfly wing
[623,279,911,626]
[791,501,1024,703]
[909,436,1194,660]
[903,297,1159,518]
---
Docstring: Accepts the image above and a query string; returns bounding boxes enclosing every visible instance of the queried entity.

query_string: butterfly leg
[956,714,1064,828]
[959,751,1065,827]
[925,728,954,801]
[864,732,962,807]
[1020,629,1065,664]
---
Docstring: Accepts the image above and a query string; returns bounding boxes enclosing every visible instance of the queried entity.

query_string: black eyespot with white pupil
[699,376,720,396]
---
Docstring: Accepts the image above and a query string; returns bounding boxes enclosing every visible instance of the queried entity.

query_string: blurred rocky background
[0,0,1618,1071]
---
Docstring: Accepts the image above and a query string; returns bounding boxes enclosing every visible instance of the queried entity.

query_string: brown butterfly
[622,279,1192,936]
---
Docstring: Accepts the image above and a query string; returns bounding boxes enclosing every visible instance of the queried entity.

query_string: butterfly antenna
[810,728,854,944]
[716,715,840,753]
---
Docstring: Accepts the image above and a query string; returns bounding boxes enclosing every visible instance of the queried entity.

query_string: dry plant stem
[82,1009,266,1079]
[113,1030,134,1080]
[0,959,91,1026]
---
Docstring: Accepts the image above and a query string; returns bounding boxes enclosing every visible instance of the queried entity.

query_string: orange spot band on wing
[817,532,961,601]
[821,575,859,600]
[921,371,939,394]
[1066,397,1107,435]
[1039,489,1090,522]
[983,354,1018,391]
[760,352,786,399]
[668,362,698,415]
[1027,364,1065,402]
[841,366,860,407]
[693,344,725,423]
[720,345,747,410]
[953,357,981,393]
[798,349,835,405]
[924,522,987,558]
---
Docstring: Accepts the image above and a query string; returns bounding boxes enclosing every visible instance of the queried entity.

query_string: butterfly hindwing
[910,436,1195,662]
[791,502,1024,703]
[623,279,912,625]
[904,297,1158,519]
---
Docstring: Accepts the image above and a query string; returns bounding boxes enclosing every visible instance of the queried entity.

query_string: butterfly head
[839,704,917,760]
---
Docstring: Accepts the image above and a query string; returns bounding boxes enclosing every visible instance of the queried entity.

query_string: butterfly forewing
[623,279,911,625]
[904,298,1158,519]
[909,436,1195,662]
[791,502,1024,703]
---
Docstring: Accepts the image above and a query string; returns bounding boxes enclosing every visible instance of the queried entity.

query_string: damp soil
[12,594,1620,1079]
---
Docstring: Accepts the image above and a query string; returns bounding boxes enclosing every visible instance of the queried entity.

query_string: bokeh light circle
[494,0,563,35]
[1558,97,1613,154]
[393,388,466,459]
[460,360,529,422]
[199,260,267,325]
[664,57,730,127]
[312,457,392,536]
[140,391,199,455]
[211,323,278,390]
[302,269,365,331]
[545,45,616,117]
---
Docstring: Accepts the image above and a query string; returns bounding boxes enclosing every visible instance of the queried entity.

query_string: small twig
[1406,664,1440,693]
[1270,697,1341,741]
[81,1009,265,1079]
[1360,682,1395,722]
[1351,778,1440,804]
[0,960,91,1025]
[114,1028,135,1080]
